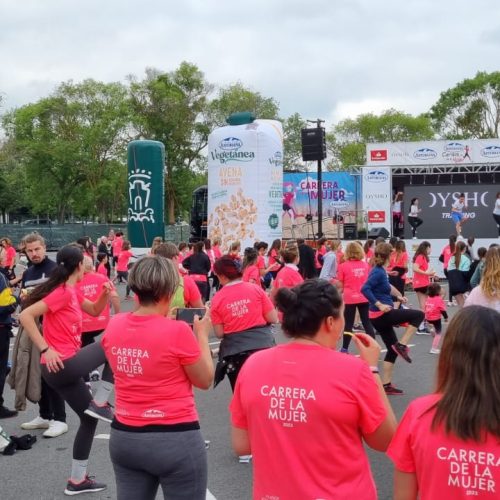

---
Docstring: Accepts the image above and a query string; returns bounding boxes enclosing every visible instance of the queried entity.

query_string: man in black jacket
[297,239,317,279]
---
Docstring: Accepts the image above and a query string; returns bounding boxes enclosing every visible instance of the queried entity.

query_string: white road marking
[206,490,217,500]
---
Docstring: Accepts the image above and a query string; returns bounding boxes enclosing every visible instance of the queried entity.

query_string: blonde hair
[373,243,392,267]
[344,242,365,261]
[129,256,179,306]
[480,247,500,299]
[330,239,342,252]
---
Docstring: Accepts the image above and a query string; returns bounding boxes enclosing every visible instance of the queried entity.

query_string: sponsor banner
[207,120,283,251]
[366,139,500,166]
[362,167,392,231]
[282,172,360,218]
[403,184,498,239]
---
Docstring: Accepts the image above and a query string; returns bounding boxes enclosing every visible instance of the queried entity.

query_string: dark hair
[76,237,90,250]
[394,240,406,255]
[296,238,305,245]
[459,192,465,198]
[453,241,467,270]
[449,234,457,254]
[254,241,268,251]
[375,236,386,245]
[96,252,107,265]
[477,247,487,259]
[318,237,327,246]
[193,241,204,254]
[122,240,131,251]
[275,279,343,338]
[214,255,242,280]
[267,239,281,256]
[363,239,374,254]
[204,238,212,250]
[23,245,84,308]
[389,236,398,248]
[242,247,258,270]
[433,306,500,441]
[410,197,418,205]
[413,241,431,263]
[178,242,188,252]
[115,231,123,237]
[427,282,441,297]
[373,243,392,267]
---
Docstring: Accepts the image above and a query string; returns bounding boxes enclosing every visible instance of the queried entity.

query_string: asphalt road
[1,284,452,500]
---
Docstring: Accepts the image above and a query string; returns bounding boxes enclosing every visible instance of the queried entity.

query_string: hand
[102,282,112,294]
[399,296,408,304]
[44,348,64,373]
[193,305,212,340]
[352,333,381,366]
[168,307,178,320]
[378,303,392,313]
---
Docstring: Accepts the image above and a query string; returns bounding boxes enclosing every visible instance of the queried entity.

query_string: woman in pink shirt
[1,237,16,280]
[267,239,282,280]
[242,247,260,285]
[388,306,500,500]
[388,240,408,299]
[116,241,135,299]
[102,256,214,500]
[337,242,375,353]
[19,245,115,495]
[412,241,436,331]
[211,256,278,392]
[440,235,457,305]
[271,245,304,293]
[230,279,397,500]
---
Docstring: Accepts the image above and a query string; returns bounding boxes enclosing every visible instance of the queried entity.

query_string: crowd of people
[0,228,498,499]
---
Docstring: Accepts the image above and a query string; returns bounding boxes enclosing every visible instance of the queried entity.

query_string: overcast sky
[1,0,500,128]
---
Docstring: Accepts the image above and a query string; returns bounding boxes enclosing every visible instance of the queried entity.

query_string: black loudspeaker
[367,227,390,240]
[301,128,326,161]
[343,223,357,240]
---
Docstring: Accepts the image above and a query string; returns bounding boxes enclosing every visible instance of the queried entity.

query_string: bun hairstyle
[373,243,392,267]
[280,245,299,264]
[23,244,84,308]
[213,255,243,280]
[275,279,343,338]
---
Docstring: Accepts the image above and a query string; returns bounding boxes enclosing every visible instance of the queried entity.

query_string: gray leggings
[109,428,207,500]
[41,341,113,460]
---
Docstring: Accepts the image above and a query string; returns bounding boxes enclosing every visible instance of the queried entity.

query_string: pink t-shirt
[257,255,265,271]
[337,260,370,304]
[116,250,133,272]
[315,245,327,269]
[42,284,85,362]
[413,254,430,289]
[389,252,408,277]
[213,246,222,260]
[97,263,108,276]
[441,245,453,269]
[425,296,447,321]
[5,246,16,267]
[387,393,500,500]
[183,275,202,306]
[76,272,113,333]
[268,248,279,268]
[273,264,304,290]
[102,313,201,426]
[211,281,275,334]
[365,248,374,264]
[112,236,123,256]
[242,265,260,284]
[230,343,387,500]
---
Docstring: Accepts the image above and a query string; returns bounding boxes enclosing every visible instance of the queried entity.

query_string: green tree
[430,71,500,139]
[329,109,435,169]
[208,82,280,127]
[282,112,307,171]
[129,63,212,223]
[2,79,131,223]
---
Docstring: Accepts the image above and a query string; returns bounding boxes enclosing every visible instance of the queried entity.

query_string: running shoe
[43,420,68,438]
[429,348,441,354]
[0,406,18,419]
[84,401,114,423]
[392,342,412,363]
[384,383,404,395]
[21,416,50,430]
[64,476,106,496]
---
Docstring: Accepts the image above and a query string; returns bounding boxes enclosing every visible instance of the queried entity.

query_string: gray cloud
[1,0,500,128]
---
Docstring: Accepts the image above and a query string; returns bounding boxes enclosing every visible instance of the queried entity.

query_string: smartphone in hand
[175,308,206,326]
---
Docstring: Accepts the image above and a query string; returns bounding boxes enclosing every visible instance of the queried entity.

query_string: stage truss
[349,162,500,176]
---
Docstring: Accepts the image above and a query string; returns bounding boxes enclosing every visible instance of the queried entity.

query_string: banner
[127,140,165,248]
[361,167,392,231]
[207,120,283,251]
[367,139,500,166]
[403,184,498,239]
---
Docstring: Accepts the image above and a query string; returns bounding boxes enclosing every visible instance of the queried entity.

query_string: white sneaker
[430,348,441,354]
[21,416,50,430]
[43,420,68,438]
[447,301,454,307]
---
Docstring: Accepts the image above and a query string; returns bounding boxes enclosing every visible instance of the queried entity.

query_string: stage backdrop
[403,184,498,239]
[207,120,283,251]
[367,139,500,166]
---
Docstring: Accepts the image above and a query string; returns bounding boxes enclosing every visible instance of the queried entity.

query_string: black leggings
[342,303,375,350]
[494,213,500,236]
[370,309,424,363]
[443,269,453,302]
[407,216,423,236]
[41,342,113,460]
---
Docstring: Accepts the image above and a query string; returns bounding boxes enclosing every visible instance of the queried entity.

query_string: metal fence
[0,223,192,249]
